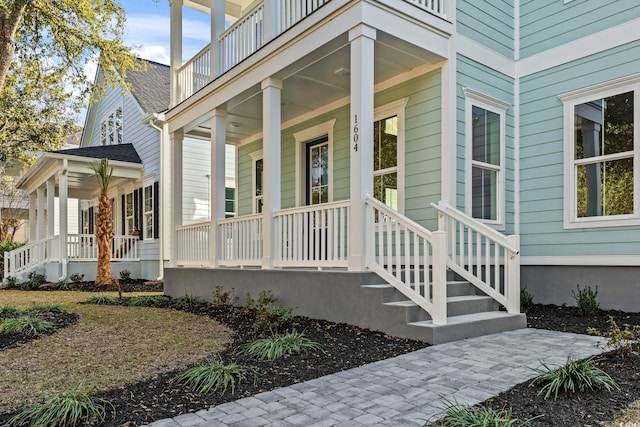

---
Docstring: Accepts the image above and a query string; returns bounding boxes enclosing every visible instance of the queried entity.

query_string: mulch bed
[0,311,79,351]
[1,294,639,426]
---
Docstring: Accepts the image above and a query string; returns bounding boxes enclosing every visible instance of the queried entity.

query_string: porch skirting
[164,268,424,340]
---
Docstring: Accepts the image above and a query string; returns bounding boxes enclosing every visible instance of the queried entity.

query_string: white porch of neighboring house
[4,150,143,282]
[165,0,525,344]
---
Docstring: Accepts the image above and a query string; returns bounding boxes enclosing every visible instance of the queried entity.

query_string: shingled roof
[125,59,170,114]
[52,143,142,164]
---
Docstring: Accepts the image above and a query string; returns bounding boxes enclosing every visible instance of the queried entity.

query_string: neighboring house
[163,0,640,344]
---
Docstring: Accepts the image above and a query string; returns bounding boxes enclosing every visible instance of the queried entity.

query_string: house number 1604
[353,114,359,152]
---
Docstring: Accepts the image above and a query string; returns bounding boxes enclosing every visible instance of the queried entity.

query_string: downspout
[143,112,167,281]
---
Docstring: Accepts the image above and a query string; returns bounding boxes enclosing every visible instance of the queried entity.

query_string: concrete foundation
[522,265,640,312]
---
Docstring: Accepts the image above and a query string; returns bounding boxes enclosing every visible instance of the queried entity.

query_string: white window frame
[463,88,508,229]
[143,181,154,240]
[100,106,123,145]
[560,76,640,229]
[294,119,336,207]
[249,150,263,214]
[124,191,134,234]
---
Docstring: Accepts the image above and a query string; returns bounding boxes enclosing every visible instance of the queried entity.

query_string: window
[374,115,398,210]
[562,79,639,228]
[464,88,507,226]
[255,158,263,213]
[143,185,153,239]
[125,192,134,234]
[82,209,90,234]
[100,107,123,145]
[225,187,235,218]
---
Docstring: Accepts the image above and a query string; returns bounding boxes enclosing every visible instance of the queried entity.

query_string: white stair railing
[219,214,263,267]
[274,200,349,268]
[433,201,520,313]
[176,222,211,266]
[3,237,51,279]
[365,195,447,324]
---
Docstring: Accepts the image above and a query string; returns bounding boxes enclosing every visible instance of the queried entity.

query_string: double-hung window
[250,150,263,214]
[125,192,134,234]
[562,79,639,228]
[464,88,507,227]
[143,185,153,239]
[100,107,123,145]
[373,99,406,213]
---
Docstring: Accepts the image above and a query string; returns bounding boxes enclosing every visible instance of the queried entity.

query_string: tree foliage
[0,0,143,166]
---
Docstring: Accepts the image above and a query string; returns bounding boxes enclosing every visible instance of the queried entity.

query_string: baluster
[485,237,491,286]
[413,233,421,297]
[404,228,411,290]
[494,242,500,293]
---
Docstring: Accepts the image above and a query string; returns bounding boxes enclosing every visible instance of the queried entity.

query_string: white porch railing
[3,237,50,279]
[433,201,520,313]
[67,234,139,262]
[176,222,211,266]
[219,214,263,267]
[275,200,350,268]
[176,43,212,102]
[365,195,448,324]
[406,0,447,18]
[219,4,265,74]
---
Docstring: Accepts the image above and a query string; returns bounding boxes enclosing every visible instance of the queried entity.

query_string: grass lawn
[0,291,232,414]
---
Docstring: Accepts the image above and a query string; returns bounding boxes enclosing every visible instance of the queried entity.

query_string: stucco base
[522,265,640,312]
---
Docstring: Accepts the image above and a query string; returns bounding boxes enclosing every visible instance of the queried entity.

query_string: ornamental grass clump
[0,316,55,335]
[175,293,206,308]
[238,331,322,361]
[8,385,114,427]
[28,303,64,314]
[572,284,600,316]
[174,359,256,394]
[85,295,119,305]
[431,398,534,426]
[127,295,167,307]
[531,356,618,399]
[0,304,23,314]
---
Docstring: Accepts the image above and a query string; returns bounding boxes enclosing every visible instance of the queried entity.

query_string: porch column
[46,178,55,237]
[171,130,184,266]
[210,0,225,78]
[28,191,36,241]
[58,160,69,276]
[169,0,183,107]
[348,25,376,271]
[209,108,226,267]
[36,185,46,241]
[261,77,282,269]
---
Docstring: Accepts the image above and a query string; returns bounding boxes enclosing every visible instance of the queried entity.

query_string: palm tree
[90,158,113,285]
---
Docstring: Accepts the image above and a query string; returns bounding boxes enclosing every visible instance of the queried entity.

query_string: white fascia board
[457,34,515,79]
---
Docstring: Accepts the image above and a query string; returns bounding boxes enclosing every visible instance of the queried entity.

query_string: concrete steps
[361,276,526,345]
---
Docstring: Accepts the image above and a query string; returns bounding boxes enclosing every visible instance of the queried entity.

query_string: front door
[305,136,329,205]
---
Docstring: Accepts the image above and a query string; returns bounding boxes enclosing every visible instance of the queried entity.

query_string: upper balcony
[172,0,450,106]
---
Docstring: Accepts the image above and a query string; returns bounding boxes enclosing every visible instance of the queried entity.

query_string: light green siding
[236,70,442,230]
[520,0,640,59]
[457,0,514,58]
[456,55,516,234]
[519,40,640,256]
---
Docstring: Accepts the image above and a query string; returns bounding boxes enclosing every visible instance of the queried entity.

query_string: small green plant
[572,284,599,316]
[530,356,618,399]
[8,385,114,427]
[520,288,534,312]
[85,295,120,305]
[127,295,167,307]
[0,305,23,314]
[238,331,322,361]
[19,271,47,290]
[256,304,293,332]
[56,278,69,290]
[212,286,239,307]
[0,316,56,335]
[431,398,534,426]
[588,316,640,357]
[118,269,132,282]
[176,293,206,307]
[174,359,256,394]
[28,303,65,314]
[69,273,85,283]
[2,275,18,289]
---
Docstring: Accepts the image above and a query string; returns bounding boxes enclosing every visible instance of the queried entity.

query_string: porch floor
[148,328,604,427]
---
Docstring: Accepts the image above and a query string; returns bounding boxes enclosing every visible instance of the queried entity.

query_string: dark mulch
[56,279,164,293]
[0,311,80,351]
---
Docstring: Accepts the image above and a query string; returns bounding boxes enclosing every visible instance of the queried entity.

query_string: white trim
[561,78,640,229]
[249,149,263,214]
[463,88,508,229]
[518,18,640,77]
[294,120,336,207]
[457,35,515,78]
[521,255,640,266]
[142,175,155,241]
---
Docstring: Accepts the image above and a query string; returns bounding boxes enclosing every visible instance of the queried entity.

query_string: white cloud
[133,46,170,65]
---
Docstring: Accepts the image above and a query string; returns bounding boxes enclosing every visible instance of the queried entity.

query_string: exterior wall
[519,41,640,257]
[457,0,514,58]
[456,55,516,234]
[237,70,442,230]
[519,0,640,59]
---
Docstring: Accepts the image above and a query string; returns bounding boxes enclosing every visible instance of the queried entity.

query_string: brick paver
[146,329,604,427]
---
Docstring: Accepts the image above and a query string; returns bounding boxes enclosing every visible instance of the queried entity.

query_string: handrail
[3,237,51,278]
[176,42,211,75]
[274,199,350,216]
[368,195,434,239]
[176,221,212,231]
[219,213,263,225]
[431,201,518,255]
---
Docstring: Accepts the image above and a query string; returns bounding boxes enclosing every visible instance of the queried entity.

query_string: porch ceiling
[187,30,443,143]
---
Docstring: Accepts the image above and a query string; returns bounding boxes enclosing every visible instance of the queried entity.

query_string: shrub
[0,317,56,335]
[212,286,239,307]
[28,303,64,314]
[431,398,534,426]
[56,278,69,290]
[118,269,132,282]
[174,359,256,394]
[8,385,114,427]
[243,290,292,332]
[238,331,322,361]
[85,295,120,305]
[69,273,85,283]
[127,295,167,307]
[588,316,640,357]
[520,288,534,312]
[2,275,18,289]
[175,293,206,308]
[572,284,599,316]
[530,356,618,399]
[20,271,47,290]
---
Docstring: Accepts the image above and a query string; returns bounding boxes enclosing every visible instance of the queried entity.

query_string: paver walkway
[147,329,604,427]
